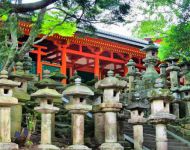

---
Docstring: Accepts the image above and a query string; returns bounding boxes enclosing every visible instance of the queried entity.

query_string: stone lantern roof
[63,78,94,96]
[95,70,127,89]
[23,55,32,72]
[50,70,67,81]
[126,59,135,66]
[148,112,176,124]
[165,56,179,64]
[141,40,158,52]
[127,102,149,111]
[148,78,173,102]
[31,87,61,98]
[69,71,81,83]
[9,62,33,81]
[35,70,59,89]
[0,70,20,87]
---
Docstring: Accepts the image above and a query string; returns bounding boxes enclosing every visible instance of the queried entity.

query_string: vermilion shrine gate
[19,22,148,83]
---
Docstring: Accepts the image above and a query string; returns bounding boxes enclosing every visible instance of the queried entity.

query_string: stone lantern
[63,78,94,150]
[127,66,148,150]
[126,59,136,102]
[179,61,190,117]
[23,55,33,74]
[95,70,127,150]
[49,71,66,138]
[148,78,176,150]
[0,70,20,149]
[35,70,61,139]
[141,40,159,89]
[50,70,67,93]
[87,77,105,146]
[92,93,105,146]
[127,98,148,150]
[159,63,168,87]
[9,62,33,137]
[165,57,181,118]
[31,86,61,150]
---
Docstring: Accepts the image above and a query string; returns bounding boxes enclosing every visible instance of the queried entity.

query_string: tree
[132,0,190,61]
[0,0,130,70]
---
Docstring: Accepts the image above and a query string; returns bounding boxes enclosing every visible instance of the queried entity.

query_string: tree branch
[34,14,68,44]
[19,8,46,55]
[0,0,58,13]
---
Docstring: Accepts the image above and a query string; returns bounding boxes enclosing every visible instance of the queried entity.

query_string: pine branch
[19,8,46,55]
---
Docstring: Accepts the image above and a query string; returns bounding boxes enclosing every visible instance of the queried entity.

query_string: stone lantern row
[0,62,128,150]
[1,41,190,150]
[124,40,178,150]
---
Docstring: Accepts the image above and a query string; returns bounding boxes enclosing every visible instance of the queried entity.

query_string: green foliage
[41,13,76,37]
[134,15,167,38]
[26,113,37,132]
[134,0,190,61]
[0,13,19,67]
[158,23,190,60]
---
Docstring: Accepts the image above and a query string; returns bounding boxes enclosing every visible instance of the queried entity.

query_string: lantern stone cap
[180,85,190,92]
[166,65,180,72]
[95,70,127,89]
[148,78,173,101]
[9,62,34,81]
[50,70,67,81]
[65,104,92,111]
[31,87,61,98]
[13,89,30,102]
[0,96,18,106]
[127,102,149,110]
[159,63,168,68]
[148,112,176,123]
[0,70,20,87]
[142,64,159,79]
[126,59,135,66]
[35,70,59,88]
[35,106,59,113]
[63,78,94,96]
[69,71,81,83]
[141,40,158,52]
[165,56,179,63]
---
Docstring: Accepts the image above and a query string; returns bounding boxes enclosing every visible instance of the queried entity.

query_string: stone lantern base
[38,144,60,150]
[0,142,18,150]
[100,143,124,150]
[63,144,91,150]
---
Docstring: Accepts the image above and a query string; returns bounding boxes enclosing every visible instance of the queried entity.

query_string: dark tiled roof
[78,28,149,48]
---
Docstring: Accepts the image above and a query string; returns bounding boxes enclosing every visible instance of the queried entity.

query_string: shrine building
[19,22,148,83]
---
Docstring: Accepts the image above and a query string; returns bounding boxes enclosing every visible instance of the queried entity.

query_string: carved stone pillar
[0,70,20,149]
[148,78,176,150]
[63,78,94,150]
[95,70,127,150]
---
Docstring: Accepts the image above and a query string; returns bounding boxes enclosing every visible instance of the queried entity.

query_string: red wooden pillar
[37,47,42,80]
[94,54,100,79]
[124,63,128,76]
[61,46,67,84]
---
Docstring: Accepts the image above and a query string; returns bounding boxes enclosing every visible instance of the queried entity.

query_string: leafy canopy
[158,23,190,61]
[133,0,190,61]
[32,12,77,37]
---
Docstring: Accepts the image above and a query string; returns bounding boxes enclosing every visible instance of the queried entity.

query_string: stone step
[123,124,190,150]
